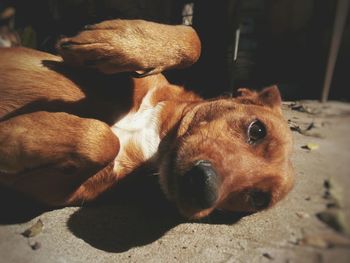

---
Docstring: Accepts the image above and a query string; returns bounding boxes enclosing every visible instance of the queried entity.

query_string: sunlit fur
[158,89,294,219]
[0,19,293,219]
[57,19,201,75]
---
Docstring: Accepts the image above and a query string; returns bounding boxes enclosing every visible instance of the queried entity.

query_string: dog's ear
[236,85,282,114]
[258,85,282,112]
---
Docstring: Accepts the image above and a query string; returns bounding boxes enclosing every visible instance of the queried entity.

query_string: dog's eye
[248,190,271,210]
[247,120,266,144]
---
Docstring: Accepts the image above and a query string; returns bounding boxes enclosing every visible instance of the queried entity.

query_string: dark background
[1,0,349,101]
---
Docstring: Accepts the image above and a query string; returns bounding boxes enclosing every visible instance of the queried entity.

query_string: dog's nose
[180,160,219,209]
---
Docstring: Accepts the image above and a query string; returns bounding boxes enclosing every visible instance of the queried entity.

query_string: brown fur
[0,19,294,219]
[158,91,294,218]
[57,19,201,75]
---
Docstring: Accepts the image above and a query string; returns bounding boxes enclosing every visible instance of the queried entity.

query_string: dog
[0,19,294,219]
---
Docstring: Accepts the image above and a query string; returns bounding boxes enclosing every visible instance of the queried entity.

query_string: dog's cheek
[158,157,173,200]
[218,192,253,212]
[270,169,295,206]
[158,146,181,201]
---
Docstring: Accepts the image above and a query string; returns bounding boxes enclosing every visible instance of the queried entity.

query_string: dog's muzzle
[179,160,219,209]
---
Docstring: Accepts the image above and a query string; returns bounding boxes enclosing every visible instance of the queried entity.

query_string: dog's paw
[57,29,117,73]
[57,19,201,75]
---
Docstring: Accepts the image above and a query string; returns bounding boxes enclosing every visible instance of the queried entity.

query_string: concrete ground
[1,101,350,263]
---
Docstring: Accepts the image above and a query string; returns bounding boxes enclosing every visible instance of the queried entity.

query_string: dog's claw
[131,68,157,78]
[60,41,75,49]
[83,24,93,30]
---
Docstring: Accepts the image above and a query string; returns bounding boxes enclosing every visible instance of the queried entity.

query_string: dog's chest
[111,88,163,174]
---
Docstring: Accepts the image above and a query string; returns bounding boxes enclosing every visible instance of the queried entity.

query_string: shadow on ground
[68,205,246,253]
[67,173,247,253]
[0,186,50,224]
[1,172,247,253]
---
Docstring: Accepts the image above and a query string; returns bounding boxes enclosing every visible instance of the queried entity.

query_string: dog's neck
[111,74,201,179]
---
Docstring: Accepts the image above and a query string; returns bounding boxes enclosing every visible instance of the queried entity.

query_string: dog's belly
[111,88,164,177]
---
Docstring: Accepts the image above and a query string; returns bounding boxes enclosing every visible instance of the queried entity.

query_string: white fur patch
[111,88,163,173]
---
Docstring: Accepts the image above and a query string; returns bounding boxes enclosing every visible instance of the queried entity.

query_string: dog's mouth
[157,106,230,219]
[174,159,221,219]
[158,144,216,219]
[158,146,276,220]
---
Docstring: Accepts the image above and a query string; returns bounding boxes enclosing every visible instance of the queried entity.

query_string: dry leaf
[288,120,323,138]
[21,219,43,238]
[290,103,318,114]
[301,143,319,150]
[298,233,350,248]
[29,241,41,250]
[262,253,274,260]
[316,211,345,233]
[296,211,310,219]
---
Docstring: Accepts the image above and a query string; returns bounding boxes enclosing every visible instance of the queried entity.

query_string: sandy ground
[0,100,350,263]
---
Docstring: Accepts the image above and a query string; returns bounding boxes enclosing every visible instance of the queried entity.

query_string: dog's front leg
[57,19,201,75]
[0,111,119,205]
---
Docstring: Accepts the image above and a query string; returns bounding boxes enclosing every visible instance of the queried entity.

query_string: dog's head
[159,86,294,219]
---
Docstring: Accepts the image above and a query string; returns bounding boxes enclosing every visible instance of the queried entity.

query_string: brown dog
[0,19,293,219]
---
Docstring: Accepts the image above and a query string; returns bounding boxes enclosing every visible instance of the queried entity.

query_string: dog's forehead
[201,98,273,112]
[201,98,285,122]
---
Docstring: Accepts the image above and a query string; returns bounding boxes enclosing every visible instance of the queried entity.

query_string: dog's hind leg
[0,111,119,206]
